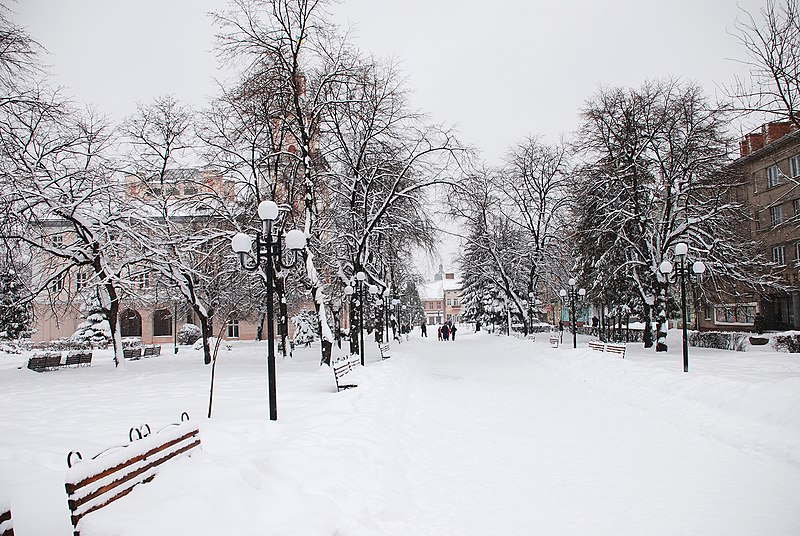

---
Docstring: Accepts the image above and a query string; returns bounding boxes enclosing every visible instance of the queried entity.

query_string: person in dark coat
[421,322,428,337]
[442,323,450,341]
[450,323,457,341]
[437,326,443,341]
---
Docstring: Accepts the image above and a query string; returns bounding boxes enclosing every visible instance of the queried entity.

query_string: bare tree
[729,0,800,127]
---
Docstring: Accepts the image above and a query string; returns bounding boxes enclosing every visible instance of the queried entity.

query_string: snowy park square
[2,331,800,535]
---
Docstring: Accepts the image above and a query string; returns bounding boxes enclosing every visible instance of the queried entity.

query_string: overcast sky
[16,0,766,163]
[14,0,768,272]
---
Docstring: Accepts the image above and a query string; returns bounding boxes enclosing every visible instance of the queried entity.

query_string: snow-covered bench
[588,340,605,352]
[123,347,141,360]
[143,345,161,358]
[378,342,391,360]
[332,354,359,391]
[0,500,13,536]
[548,334,559,348]
[66,350,93,367]
[588,340,626,359]
[64,413,201,536]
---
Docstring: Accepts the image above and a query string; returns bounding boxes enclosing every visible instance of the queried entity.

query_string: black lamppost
[559,278,586,349]
[368,283,379,342]
[231,200,306,421]
[383,287,391,342]
[659,242,706,373]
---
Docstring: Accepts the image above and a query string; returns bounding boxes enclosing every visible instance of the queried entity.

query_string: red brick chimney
[765,121,793,144]
[740,132,765,157]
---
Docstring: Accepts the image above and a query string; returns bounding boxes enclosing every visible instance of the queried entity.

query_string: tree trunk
[656,285,668,352]
[643,303,654,348]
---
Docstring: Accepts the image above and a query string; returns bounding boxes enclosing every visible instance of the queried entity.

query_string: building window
[152,309,173,337]
[51,276,65,293]
[754,210,761,230]
[184,186,198,196]
[771,205,784,226]
[790,155,800,178]
[120,309,142,337]
[714,303,757,325]
[227,318,239,338]
[794,198,800,216]
[50,234,63,248]
[773,245,786,265]
[447,299,452,306]
[767,164,780,188]
[76,272,88,290]
[133,272,150,289]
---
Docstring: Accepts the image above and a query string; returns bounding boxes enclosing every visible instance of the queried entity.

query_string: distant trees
[729,0,800,126]
[453,138,570,333]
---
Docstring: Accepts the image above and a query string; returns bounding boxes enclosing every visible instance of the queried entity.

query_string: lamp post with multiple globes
[230,200,306,421]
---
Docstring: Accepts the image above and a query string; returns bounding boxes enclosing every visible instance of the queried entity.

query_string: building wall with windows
[699,121,800,331]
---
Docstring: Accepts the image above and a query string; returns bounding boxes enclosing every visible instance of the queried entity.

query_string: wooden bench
[587,340,627,359]
[64,414,201,536]
[378,343,391,360]
[66,351,93,367]
[548,334,559,348]
[588,340,605,352]
[27,351,64,372]
[142,345,161,358]
[605,343,626,358]
[332,354,359,391]
[123,348,141,360]
[0,502,13,536]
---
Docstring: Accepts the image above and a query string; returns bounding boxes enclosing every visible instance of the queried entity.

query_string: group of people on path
[418,321,457,341]
[436,322,457,341]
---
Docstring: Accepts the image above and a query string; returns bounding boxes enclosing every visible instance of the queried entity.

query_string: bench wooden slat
[378,343,391,359]
[65,420,201,535]
[332,356,359,391]
[0,507,13,536]
[548,335,559,348]
[123,348,141,360]
[68,436,201,524]
[606,343,626,358]
[588,340,605,352]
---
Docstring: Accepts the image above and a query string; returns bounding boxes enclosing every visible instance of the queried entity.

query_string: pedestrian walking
[437,326,443,341]
[421,322,427,337]
[442,323,450,341]
[450,323,457,341]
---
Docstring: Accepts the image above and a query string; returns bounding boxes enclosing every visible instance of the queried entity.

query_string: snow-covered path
[2,331,799,535]
[397,334,800,535]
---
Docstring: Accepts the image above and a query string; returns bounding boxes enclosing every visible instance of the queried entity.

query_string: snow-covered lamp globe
[674,242,689,256]
[344,285,354,296]
[568,278,576,287]
[659,260,674,274]
[355,271,366,282]
[231,233,253,267]
[368,284,379,295]
[578,287,586,297]
[257,200,279,221]
[693,261,706,275]
[559,289,567,298]
[284,229,306,251]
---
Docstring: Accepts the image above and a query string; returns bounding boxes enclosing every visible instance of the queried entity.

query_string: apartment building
[698,120,800,331]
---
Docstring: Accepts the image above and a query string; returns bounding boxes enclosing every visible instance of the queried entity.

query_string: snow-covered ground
[1,329,799,535]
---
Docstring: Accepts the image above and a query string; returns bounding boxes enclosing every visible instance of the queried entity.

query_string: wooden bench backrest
[605,343,626,357]
[27,355,47,371]
[378,343,390,359]
[65,419,201,535]
[123,348,141,360]
[0,503,13,536]
[143,346,161,357]
[588,341,605,352]
[332,355,359,390]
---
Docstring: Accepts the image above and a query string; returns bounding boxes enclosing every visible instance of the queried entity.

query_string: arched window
[120,309,142,337]
[152,309,173,337]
